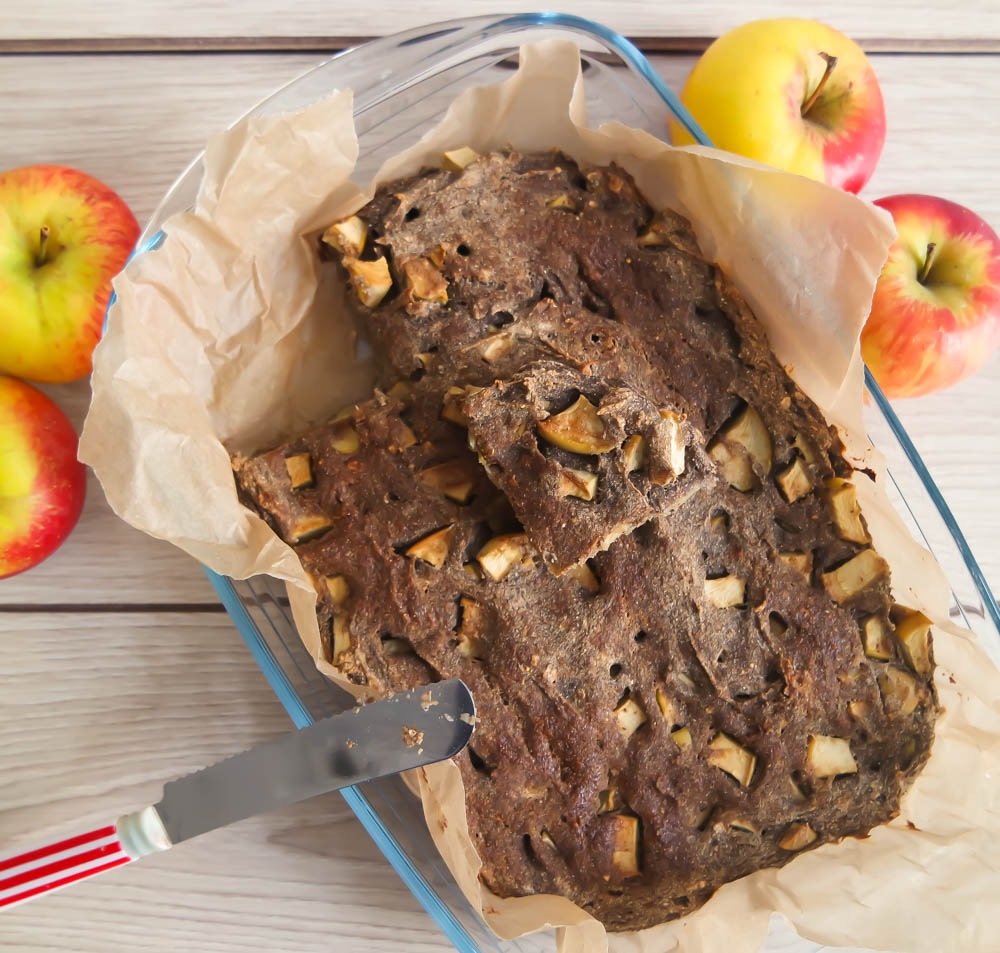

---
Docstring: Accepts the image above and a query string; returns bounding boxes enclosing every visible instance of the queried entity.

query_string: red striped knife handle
[0,808,170,910]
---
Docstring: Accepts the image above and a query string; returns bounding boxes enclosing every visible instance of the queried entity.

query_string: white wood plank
[1,0,998,42]
[0,612,452,952]
[2,50,997,604]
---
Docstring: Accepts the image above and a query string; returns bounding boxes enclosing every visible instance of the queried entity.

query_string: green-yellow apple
[0,165,139,383]
[0,376,86,578]
[862,194,1000,398]
[671,19,886,193]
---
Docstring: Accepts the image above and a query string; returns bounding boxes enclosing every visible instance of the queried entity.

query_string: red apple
[0,165,139,383]
[862,195,1000,398]
[671,19,886,193]
[0,376,86,578]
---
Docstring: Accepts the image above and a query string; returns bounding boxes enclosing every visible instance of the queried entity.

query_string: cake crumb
[402,725,424,748]
[420,689,438,711]
[459,713,478,726]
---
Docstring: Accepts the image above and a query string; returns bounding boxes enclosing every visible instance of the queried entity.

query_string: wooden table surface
[2,3,999,951]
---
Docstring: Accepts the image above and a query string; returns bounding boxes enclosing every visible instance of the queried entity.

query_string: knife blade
[0,679,474,909]
[156,679,475,844]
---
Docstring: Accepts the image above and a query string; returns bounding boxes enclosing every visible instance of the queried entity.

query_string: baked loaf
[233,150,938,931]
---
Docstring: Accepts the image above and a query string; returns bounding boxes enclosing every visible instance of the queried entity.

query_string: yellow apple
[0,165,139,382]
[671,19,886,193]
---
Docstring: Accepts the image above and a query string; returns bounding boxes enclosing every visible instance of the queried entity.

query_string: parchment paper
[81,39,1000,953]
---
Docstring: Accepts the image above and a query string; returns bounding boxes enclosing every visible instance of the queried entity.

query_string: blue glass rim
[98,13,1000,950]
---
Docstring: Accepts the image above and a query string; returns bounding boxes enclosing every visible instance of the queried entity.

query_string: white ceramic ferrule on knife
[0,680,475,910]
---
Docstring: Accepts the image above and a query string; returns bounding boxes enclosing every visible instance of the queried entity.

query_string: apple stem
[801,52,838,116]
[35,226,50,267]
[917,242,939,285]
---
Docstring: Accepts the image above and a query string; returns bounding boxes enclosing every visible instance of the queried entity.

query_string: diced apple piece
[478,333,511,364]
[658,409,687,477]
[331,614,351,662]
[806,735,857,777]
[564,561,600,594]
[324,574,349,606]
[706,733,756,786]
[729,818,760,835]
[598,785,619,814]
[622,434,646,473]
[704,574,745,608]
[848,700,869,721]
[793,433,818,465]
[891,606,933,676]
[827,478,870,544]
[321,215,367,258]
[558,467,598,501]
[637,221,670,247]
[537,395,616,455]
[330,422,360,455]
[441,146,480,171]
[709,406,772,490]
[546,193,577,211]
[343,256,392,308]
[608,815,641,878]
[614,697,648,739]
[777,458,812,503]
[403,257,448,305]
[284,452,313,489]
[386,380,412,403]
[476,533,530,581]
[393,423,417,450]
[777,551,812,582]
[290,514,331,544]
[539,830,557,850]
[862,615,894,661]
[877,666,921,715]
[456,596,485,659]
[418,461,475,504]
[441,384,483,426]
[787,776,808,801]
[779,822,817,851]
[655,687,674,721]
[671,726,692,749]
[821,549,888,603]
[405,525,455,569]
[708,440,754,491]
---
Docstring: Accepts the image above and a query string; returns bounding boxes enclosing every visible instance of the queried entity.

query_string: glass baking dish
[127,13,1000,953]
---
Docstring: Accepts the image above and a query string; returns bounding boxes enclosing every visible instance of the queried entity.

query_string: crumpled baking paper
[81,38,1000,953]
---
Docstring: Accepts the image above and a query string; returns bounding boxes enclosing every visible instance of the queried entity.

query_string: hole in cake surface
[468,746,494,776]
[673,895,690,907]
[491,310,514,328]
[457,243,471,256]
[387,491,401,502]
[522,834,540,866]
[607,888,624,897]
[765,664,783,683]
[610,663,623,678]
[768,612,788,637]
[539,279,555,301]
[404,206,421,221]
[634,631,648,643]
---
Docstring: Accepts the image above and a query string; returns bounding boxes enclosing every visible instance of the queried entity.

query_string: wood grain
[1,51,997,606]
[0,0,998,42]
[1,36,998,953]
[0,612,453,952]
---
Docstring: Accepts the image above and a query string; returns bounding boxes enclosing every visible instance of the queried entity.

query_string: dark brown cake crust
[233,150,938,932]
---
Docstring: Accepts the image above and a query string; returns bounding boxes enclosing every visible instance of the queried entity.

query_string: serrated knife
[0,679,475,909]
